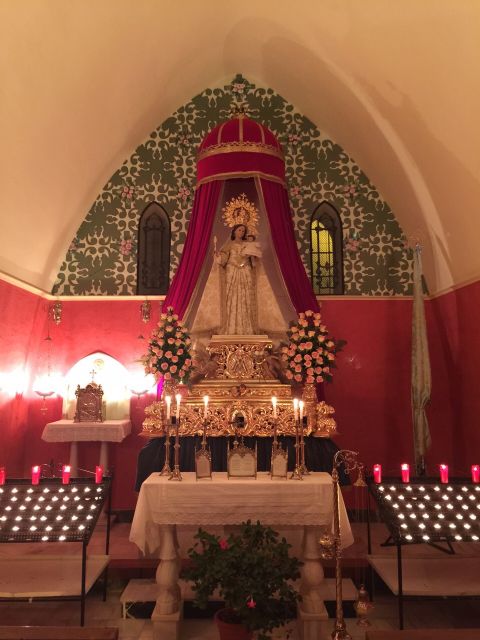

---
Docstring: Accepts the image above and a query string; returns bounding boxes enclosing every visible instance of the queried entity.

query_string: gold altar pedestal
[142,336,337,438]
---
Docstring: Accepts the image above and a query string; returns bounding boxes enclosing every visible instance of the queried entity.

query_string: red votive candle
[373,464,382,483]
[0,467,5,485]
[31,465,41,485]
[439,464,449,484]
[401,463,410,483]
[472,465,480,484]
[62,464,71,485]
[95,465,103,484]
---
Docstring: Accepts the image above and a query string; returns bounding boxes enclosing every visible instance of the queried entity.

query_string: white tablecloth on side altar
[41,419,131,443]
[130,471,353,555]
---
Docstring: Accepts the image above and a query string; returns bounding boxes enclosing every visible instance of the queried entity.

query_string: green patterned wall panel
[53,75,412,296]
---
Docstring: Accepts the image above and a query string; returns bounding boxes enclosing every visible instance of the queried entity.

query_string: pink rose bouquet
[143,306,193,383]
[281,310,345,384]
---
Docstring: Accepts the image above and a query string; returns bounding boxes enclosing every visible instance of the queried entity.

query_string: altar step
[120,578,358,620]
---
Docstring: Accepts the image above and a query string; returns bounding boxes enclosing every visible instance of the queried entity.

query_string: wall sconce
[129,373,155,408]
[33,375,56,414]
[140,300,151,324]
[48,301,63,326]
[0,368,28,396]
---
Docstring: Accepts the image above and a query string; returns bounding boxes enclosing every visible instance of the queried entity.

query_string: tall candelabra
[290,415,303,480]
[270,417,279,475]
[159,417,172,476]
[299,415,309,475]
[168,416,182,481]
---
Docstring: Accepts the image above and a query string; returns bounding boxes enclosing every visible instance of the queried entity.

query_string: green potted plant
[183,520,302,640]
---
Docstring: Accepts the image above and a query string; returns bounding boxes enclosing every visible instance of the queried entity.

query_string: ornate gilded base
[142,337,337,439]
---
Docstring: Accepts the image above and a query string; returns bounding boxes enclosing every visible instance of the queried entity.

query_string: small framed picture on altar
[227,442,257,479]
[270,447,288,479]
[195,448,212,480]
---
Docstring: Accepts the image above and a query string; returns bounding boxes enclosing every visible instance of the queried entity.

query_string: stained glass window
[137,202,171,295]
[310,202,343,295]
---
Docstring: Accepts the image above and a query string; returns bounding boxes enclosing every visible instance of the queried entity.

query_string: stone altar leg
[152,524,182,640]
[99,441,109,471]
[298,526,329,640]
[69,442,78,476]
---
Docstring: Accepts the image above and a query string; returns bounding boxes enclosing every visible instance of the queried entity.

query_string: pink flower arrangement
[143,306,193,383]
[281,310,345,384]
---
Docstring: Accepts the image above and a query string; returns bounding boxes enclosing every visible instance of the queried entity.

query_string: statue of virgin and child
[214,223,262,335]
[183,194,295,342]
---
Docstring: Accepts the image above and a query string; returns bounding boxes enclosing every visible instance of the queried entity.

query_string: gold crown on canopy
[222,193,259,235]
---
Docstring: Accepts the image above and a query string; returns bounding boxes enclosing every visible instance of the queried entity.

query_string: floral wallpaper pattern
[53,75,412,296]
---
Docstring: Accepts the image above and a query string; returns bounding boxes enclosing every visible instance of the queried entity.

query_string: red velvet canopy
[163,114,319,318]
[197,115,286,186]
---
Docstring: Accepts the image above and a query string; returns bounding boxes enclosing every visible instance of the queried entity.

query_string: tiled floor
[1,521,480,638]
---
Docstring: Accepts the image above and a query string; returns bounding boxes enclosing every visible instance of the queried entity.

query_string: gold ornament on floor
[354,584,374,626]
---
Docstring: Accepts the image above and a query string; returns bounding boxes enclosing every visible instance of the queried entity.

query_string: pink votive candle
[95,465,103,484]
[401,463,410,483]
[472,465,480,484]
[31,465,41,485]
[439,463,449,484]
[62,464,71,485]
[373,464,382,484]
[0,467,5,485]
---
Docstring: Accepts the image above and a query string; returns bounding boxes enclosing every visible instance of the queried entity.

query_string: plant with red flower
[184,521,301,640]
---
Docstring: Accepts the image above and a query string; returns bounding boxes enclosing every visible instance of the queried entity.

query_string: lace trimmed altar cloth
[130,471,353,555]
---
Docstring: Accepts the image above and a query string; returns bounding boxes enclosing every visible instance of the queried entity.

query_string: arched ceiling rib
[0,0,479,294]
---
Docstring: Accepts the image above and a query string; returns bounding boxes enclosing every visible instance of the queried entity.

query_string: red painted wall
[0,277,477,509]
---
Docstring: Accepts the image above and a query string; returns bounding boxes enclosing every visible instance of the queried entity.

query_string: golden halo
[221,193,259,235]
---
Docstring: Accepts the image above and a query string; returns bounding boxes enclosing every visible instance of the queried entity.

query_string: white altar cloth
[41,419,131,476]
[130,471,353,555]
[42,419,131,443]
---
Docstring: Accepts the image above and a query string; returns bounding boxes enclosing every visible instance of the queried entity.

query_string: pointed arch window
[137,202,171,295]
[310,202,343,295]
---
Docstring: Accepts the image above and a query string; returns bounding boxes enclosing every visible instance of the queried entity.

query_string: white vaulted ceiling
[0,0,479,294]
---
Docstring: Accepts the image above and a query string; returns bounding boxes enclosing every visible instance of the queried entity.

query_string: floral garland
[143,306,193,383]
[281,311,345,384]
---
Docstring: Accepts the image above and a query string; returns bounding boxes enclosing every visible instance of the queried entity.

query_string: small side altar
[141,335,336,439]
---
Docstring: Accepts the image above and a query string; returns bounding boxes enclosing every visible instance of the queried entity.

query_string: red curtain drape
[162,180,222,317]
[258,178,320,314]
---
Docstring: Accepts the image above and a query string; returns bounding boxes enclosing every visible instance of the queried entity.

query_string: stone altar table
[42,419,131,475]
[130,471,353,640]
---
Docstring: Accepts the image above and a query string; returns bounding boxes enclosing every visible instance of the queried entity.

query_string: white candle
[203,395,209,419]
[165,395,171,421]
[175,393,181,421]
[293,398,299,422]
[299,400,304,422]
[271,395,277,418]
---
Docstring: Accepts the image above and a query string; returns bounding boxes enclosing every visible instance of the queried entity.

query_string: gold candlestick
[169,416,182,481]
[270,417,278,476]
[299,416,310,475]
[159,407,172,476]
[201,418,208,450]
[290,417,303,480]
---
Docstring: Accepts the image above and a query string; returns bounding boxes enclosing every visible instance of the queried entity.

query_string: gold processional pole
[319,449,365,640]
